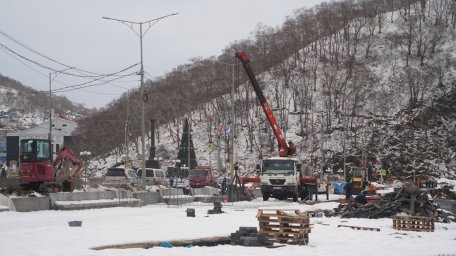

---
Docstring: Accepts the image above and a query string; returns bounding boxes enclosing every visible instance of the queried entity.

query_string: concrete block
[163,196,194,205]
[192,187,220,196]
[0,193,15,211]
[186,208,195,217]
[133,191,161,205]
[160,188,185,197]
[11,197,50,212]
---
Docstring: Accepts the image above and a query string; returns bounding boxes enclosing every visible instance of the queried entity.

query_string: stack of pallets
[257,209,311,245]
[392,215,435,232]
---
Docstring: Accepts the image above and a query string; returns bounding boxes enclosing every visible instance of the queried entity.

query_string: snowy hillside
[0,77,87,130]
[91,1,456,181]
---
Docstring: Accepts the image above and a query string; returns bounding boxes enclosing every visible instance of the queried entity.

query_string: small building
[6,117,78,165]
[0,128,10,164]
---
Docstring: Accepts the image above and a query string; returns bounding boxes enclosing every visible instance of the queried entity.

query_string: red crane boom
[235,51,290,157]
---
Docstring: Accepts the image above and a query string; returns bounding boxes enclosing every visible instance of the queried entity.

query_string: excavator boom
[53,147,82,179]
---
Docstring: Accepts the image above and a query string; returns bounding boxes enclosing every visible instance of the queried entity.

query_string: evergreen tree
[177,118,198,170]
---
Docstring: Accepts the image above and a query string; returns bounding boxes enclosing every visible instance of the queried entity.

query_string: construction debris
[331,184,456,223]
[207,202,223,214]
[428,188,456,200]
[230,227,273,247]
[186,208,195,217]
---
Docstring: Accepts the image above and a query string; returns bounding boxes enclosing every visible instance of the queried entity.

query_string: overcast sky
[0,0,325,109]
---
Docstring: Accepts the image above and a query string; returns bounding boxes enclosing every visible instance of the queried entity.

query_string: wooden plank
[260,227,311,234]
[337,224,380,232]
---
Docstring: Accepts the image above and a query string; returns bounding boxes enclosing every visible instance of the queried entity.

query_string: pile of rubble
[428,187,456,200]
[331,184,456,223]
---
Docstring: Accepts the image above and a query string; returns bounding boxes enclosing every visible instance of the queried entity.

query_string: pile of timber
[257,209,311,245]
[428,188,456,200]
[332,184,455,223]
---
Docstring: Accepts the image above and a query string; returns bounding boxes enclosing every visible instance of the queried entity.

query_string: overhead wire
[0,29,129,78]
[0,29,147,100]
[0,45,51,80]
[51,72,137,93]
[1,40,139,93]
[49,63,139,92]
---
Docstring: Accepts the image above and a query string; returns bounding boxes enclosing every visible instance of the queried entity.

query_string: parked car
[136,168,169,186]
[103,167,140,186]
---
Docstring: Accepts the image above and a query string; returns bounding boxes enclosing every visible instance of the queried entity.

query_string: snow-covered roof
[7,117,77,137]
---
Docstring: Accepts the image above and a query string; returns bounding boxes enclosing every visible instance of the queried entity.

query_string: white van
[137,168,168,186]
[103,167,140,186]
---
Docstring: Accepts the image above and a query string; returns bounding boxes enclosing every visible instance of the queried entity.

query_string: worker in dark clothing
[344,179,354,211]
[287,140,297,156]
[221,177,227,195]
[355,191,368,205]
[344,179,353,200]
[1,164,6,178]
[169,177,174,188]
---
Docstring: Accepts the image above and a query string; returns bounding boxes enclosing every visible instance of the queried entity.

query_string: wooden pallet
[257,209,311,245]
[392,215,434,232]
[304,210,325,218]
[337,224,380,232]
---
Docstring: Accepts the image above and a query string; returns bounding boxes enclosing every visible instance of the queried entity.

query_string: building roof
[7,117,77,137]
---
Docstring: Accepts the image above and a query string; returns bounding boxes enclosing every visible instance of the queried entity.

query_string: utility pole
[187,115,191,170]
[49,72,52,157]
[230,63,235,177]
[217,119,222,173]
[320,116,324,179]
[48,67,73,158]
[103,13,178,190]
[125,90,130,165]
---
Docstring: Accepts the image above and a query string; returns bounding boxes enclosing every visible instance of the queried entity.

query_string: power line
[0,42,62,73]
[50,63,139,92]
[1,41,139,93]
[0,29,130,78]
[52,72,137,93]
[0,45,50,80]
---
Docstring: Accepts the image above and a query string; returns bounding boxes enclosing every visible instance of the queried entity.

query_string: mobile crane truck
[236,51,318,202]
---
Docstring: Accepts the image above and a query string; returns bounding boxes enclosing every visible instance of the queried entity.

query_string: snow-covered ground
[1,194,455,256]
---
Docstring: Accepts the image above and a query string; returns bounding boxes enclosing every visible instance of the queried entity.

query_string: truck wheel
[293,193,298,202]
[262,193,270,201]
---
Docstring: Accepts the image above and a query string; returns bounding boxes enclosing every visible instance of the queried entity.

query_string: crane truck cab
[189,166,214,188]
[259,157,302,202]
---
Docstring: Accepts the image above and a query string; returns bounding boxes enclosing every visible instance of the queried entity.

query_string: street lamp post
[79,151,92,189]
[175,159,181,179]
[103,13,178,190]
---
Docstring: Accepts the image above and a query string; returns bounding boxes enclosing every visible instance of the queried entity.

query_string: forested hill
[0,75,88,129]
[74,0,456,178]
